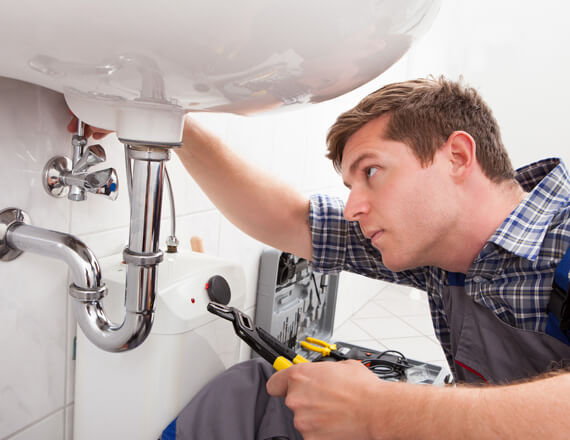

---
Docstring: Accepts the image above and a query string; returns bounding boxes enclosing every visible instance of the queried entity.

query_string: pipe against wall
[0,143,177,352]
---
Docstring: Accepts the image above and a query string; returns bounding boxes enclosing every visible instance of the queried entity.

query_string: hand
[266,360,380,439]
[66,112,113,140]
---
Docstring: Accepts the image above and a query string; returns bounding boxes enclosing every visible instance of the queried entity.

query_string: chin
[381,256,416,272]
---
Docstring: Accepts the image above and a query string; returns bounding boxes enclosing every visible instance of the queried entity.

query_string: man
[72,77,570,438]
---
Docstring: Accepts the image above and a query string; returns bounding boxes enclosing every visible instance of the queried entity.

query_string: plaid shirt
[309,158,570,363]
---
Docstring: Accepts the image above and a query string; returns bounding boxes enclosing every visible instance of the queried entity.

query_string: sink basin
[0,0,439,142]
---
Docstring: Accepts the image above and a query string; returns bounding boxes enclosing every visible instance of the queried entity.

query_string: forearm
[370,373,570,439]
[176,117,312,259]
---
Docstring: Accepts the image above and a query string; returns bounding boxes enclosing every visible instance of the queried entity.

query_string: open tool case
[255,248,448,384]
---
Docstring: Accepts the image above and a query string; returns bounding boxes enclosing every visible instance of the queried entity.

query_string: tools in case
[207,300,428,382]
[208,248,448,384]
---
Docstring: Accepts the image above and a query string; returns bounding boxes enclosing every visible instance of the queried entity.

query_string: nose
[343,188,369,221]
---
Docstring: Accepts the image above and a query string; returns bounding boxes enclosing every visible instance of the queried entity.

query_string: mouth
[366,229,385,242]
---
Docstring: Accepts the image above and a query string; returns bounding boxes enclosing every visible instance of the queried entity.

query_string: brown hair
[326,76,515,182]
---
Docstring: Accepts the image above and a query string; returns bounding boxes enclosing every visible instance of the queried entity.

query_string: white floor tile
[374,285,428,302]
[332,319,376,342]
[400,315,437,338]
[354,317,421,340]
[375,283,405,294]
[333,276,449,374]
[352,301,394,319]
[334,274,390,327]
[373,292,431,317]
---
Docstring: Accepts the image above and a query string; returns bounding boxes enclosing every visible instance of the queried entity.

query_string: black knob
[206,275,231,305]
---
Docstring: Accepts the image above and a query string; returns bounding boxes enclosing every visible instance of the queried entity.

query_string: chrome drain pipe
[72,144,171,352]
[4,218,104,292]
[0,143,175,352]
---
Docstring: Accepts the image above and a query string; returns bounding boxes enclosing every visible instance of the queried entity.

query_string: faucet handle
[84,168,119,200]
[74,144,106,173]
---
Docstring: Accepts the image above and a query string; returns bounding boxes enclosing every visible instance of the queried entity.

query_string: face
[341,115,457,271]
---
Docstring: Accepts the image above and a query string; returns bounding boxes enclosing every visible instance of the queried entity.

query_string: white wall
[0,82,347,440]
[404,0,570,166]
[1,0,570,438]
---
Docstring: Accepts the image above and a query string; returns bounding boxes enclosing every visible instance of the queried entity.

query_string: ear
[445,131,476,181]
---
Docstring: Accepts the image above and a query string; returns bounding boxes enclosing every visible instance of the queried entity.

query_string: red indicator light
[205,283,209,289]
[191,298,196,304]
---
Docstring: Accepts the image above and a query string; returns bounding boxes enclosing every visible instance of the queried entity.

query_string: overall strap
[448,272,465,286]
[546,245,570,344]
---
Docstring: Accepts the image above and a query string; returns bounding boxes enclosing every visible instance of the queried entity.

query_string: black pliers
[207,302,309,371]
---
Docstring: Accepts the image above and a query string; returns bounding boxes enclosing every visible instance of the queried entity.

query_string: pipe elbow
[6,223,103,290]
[58,234,103,290]
[5,222,155,352]
[73,301,153,352]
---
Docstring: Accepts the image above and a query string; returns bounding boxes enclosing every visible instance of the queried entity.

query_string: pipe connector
[69,283,108,302]
[123,248,164,267]
[0,208,30,261]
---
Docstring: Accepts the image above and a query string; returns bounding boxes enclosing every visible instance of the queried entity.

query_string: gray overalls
[445,271,570,384]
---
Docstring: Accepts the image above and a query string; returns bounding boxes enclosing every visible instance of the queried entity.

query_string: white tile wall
[2,1,570,438]
[0,76,357,439]
[0,79,72,440]
[7,410,64,440]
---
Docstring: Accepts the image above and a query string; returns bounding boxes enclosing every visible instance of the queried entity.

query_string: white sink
[1,0,440,142]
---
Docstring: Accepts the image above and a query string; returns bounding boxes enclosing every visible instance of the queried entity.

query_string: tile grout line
[2,406,65,440]
[346,292,447,362]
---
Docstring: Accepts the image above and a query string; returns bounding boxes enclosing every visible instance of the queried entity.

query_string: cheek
[387,178,444,235]
[409,180,454,237]
[382,179,423,221]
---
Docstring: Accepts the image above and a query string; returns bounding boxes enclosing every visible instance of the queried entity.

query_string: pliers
[300,337,349,360]
[207,302,309,371]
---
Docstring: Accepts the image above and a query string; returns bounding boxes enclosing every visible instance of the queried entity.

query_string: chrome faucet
[43,120,119,201]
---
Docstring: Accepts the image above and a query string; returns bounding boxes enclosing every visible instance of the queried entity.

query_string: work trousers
[172,359,303,440]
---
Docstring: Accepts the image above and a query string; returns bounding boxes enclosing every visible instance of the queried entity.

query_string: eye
[366,166,378,178]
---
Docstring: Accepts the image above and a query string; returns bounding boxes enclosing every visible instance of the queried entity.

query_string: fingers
[92,132,107,140]
[266,367,291,397]
[66,112,113,140]
[67,116,78,134]
[84,125,96,138]
[267,361,379,439]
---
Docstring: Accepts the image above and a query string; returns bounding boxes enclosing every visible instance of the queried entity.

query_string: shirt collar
[485,158,570,261]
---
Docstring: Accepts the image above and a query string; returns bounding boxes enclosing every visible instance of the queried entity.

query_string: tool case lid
[255,247,339,360]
